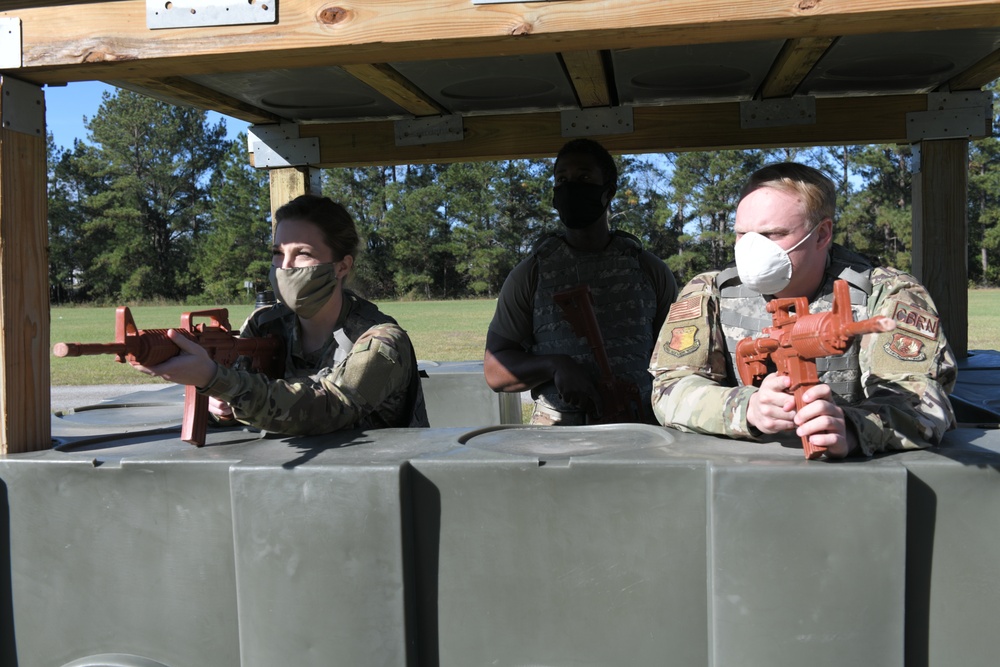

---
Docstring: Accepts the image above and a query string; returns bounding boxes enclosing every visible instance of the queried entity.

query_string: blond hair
[740,163,836,228]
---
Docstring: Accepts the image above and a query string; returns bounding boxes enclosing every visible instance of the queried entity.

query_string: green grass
[967,288,1000,351]
[50,290,1000,386]
[369,299,496,363]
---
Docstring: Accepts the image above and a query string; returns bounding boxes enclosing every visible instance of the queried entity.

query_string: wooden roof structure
[1,0,999,452]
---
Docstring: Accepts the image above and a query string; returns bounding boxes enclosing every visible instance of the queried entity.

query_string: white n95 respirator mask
[734,225,817,295]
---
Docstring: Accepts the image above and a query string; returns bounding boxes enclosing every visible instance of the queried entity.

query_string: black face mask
[552,181,612,230]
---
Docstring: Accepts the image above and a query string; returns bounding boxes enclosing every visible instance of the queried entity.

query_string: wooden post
[911,139,969,359]
[0,77,51,453]
[269,167,321,235]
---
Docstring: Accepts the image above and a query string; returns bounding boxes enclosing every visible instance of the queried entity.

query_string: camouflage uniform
[202,289,429,435]
[649,244,957,455]
[490,230,677,425]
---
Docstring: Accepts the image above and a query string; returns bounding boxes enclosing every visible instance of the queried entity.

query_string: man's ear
[816,218,834,251]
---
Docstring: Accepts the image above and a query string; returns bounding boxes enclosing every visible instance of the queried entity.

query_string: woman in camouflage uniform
[132,194,428,434]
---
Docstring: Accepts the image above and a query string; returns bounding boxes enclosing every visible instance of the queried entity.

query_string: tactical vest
[529,232,659,414]
[251,291,428,428]
[717,245,873,403]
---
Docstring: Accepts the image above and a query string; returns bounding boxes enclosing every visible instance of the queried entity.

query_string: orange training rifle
[53,307,284,446]
[553,284,647,424]
[734,279,896,459]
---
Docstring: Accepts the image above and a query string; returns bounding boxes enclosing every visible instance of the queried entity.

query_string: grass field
[967,289,1000,352]
[50,290,1000,386]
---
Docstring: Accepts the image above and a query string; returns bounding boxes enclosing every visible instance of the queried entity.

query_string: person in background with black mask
[648,162,956,458]
[483,138,678,425]
[131,194,429,434]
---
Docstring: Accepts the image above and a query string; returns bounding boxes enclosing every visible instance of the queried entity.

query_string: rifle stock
[54,307,284,446]
[734,280,896,458]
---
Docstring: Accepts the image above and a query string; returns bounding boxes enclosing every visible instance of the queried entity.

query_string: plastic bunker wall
[2,419,1000,666]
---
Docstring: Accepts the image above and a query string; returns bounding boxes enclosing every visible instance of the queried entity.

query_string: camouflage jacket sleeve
[648,272,759,438]
[843,268,957,455]
[202,323,416,435]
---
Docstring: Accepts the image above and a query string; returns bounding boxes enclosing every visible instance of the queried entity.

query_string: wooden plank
[560,50,610,108]
[0,82,51,453]
[912,139,969,358]
[340,63,445,116]
[758,37,836,99]
[946,47,1000,91]
[5,0,1000,85]
[296,95,929,167]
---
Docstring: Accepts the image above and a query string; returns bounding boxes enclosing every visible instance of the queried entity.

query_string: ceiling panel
[800,29,1000,96]
[188,67,410,122]
[390,54,578,115]
[611,41,787,105]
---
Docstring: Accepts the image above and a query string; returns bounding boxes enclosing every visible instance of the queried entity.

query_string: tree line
[47,87,1000,305]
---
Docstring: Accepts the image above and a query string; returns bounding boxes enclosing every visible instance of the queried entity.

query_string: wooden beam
[0,78,50,453]
[114,77,282,124]
[269,167,321,234]
[294,95,931,167]
[946,47,1000,91]
[758,37,836,99]
[5,1,1000,85]
[340,63,446,117]
[912,139,969,358]
[560,51,611,108]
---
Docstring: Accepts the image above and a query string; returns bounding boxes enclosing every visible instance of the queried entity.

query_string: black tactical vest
[529,232,659,414]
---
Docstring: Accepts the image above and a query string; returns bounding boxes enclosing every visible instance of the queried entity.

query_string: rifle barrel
[842,315,896,338]
[53,342,127,358]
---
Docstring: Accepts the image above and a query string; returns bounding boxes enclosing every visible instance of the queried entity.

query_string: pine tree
[79,89,228,301]
[196,135,272,303]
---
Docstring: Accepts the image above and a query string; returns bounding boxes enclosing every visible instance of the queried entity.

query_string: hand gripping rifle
[53,307,284,446]
[734,279,896,459]
[553,284,647,424]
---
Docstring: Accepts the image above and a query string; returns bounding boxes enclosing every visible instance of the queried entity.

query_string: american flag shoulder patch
[666,295,703,323]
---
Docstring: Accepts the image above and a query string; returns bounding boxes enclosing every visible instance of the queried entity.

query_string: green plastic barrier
[1,407,998,666]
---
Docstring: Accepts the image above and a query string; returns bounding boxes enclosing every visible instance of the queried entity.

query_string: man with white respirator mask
[649,162,956,458]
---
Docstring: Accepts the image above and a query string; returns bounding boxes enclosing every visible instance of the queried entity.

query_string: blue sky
[45,80,250,150]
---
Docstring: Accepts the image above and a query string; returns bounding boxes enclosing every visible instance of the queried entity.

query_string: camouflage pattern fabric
[202,290,428,435]
[490,231,677,425]
[649,247,957,455]
[716,245,874,403]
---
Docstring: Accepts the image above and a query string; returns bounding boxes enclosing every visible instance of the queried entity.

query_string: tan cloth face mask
[269,263,339,319]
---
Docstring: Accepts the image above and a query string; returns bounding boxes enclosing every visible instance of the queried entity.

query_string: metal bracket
[147,0,277,30]
[0,76,44,137]
[740,97,816,129]
[561,107,633,137]
[248,123,320,168]
[0,18,21,69]
[394,115,464,146]
[906,91,993,141]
